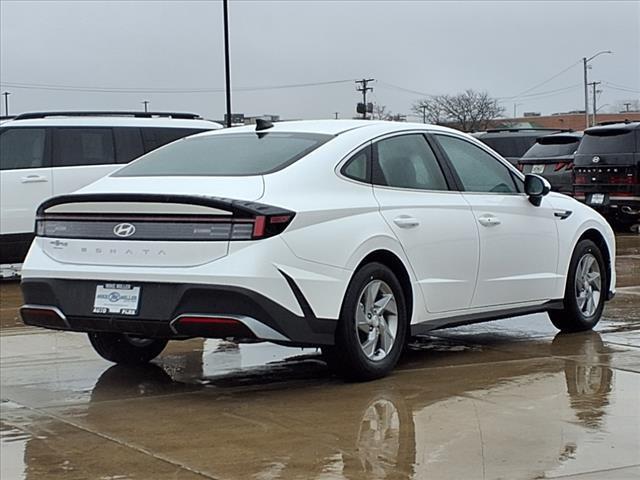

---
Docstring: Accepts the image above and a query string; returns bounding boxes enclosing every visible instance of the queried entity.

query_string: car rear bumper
[575,195,640,221]
[20,278,337,346]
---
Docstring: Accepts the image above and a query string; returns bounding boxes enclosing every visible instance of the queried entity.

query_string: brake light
[554,162,573,172]
[251,214,295,239]
[516,164,524,171]
[610,175,635,185]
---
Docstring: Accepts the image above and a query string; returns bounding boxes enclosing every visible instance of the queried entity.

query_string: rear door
[434,133,559,308]
[0,127,52,237]
[51,127,119,196]
[371,133,479,313]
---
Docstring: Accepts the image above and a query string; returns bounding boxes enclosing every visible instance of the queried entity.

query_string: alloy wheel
[355,280,398,361]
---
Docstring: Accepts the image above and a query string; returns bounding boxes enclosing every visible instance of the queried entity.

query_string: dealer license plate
[589,193,605,205]
[531,164,545,174]
[93,283,141,315]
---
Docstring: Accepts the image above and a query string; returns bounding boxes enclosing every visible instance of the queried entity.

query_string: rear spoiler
[37,193,293,219]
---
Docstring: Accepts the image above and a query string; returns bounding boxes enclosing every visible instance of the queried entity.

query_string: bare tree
[412,90,504,131]
[372,103,392,120]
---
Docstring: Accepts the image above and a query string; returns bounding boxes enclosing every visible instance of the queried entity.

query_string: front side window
[0,128,47,170]
[435,134,517,193]
[54,128,115,167]
[114,132,331,177]
[374,134,448,191]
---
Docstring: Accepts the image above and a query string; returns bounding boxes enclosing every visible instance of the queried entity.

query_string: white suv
[0,111,221,266]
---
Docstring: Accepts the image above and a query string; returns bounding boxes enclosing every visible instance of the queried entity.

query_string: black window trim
[0,126,53,170]
[51,126,117,168]
[370,131,455,193]
[432,132,525,196]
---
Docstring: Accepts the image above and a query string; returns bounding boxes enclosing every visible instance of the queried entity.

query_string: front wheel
[549,239,606,332]
[88,332,168,365]
[323,262,407,381]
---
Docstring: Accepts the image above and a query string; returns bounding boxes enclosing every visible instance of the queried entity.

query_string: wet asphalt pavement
[1,234,639,480]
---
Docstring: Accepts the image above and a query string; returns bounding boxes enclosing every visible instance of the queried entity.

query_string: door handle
[20,175,48,184]
[393,216,420,228]
[478,214,501,227]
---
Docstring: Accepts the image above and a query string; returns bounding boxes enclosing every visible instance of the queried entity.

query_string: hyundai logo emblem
[592,156,601,164]
[113,223,136,238]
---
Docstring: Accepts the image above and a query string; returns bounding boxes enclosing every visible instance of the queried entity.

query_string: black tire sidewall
[332,262,408,381]
[88,332,167,365]
[561,239,607,330]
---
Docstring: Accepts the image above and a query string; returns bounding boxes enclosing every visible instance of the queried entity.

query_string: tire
[549,239,606,332]
[88,332,168,365]
[323,262,408,381]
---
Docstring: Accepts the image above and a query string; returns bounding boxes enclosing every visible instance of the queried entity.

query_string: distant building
[491,112,640,131]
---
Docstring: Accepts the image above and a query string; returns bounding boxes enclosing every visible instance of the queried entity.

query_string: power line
[377,82,435,98]
[0,79,355,94]
[503,59,582,100]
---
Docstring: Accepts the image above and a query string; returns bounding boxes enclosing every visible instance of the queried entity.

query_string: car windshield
[577,128,637,155]
[523,136,580,158]
[114,132,332,177]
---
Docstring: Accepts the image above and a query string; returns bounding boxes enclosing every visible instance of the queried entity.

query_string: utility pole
[141,100,149,112]
[334,112,339,119]
[421,105,427,123]
[624,102,632,112]
[588,81,601,126]
[355,78,374,119]
[582,50,613,129]
[2,92,10,116]
[222,0,232,128]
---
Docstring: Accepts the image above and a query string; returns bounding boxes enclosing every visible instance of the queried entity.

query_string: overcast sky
[1,0,638,120]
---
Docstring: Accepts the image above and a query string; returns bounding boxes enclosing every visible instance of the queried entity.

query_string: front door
[434,133,559,308]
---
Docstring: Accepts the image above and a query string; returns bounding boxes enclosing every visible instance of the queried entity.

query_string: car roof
[1,111,222,129]
[477,128,568,138]
[538,131,584,140]
[585,121,640,134]
[194,119,464,137]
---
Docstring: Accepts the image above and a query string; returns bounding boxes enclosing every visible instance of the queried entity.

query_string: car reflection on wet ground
[1,234,639,480]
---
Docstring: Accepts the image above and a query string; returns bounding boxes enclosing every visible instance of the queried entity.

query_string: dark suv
[574,122,639,231]
[518,132,583,195]
[473,128,568,165]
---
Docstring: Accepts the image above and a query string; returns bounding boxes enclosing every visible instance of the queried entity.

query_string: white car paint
[21,120,616,337]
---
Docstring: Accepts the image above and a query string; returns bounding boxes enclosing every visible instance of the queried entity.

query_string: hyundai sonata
[20,120,616,380]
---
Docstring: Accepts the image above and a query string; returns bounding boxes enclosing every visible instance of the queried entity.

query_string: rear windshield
[577,128,637,155]
[114,132,331,176]
[523,137,580,158]
[479,136,539,158]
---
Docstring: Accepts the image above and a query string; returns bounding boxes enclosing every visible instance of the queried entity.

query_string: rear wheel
[549,240,606,332]
[88,332,168,365]
[323,263,407,381]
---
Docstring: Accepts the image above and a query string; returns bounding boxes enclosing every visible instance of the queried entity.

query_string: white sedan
[20,120,616,380]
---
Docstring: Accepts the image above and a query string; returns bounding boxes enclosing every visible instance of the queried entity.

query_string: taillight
[574,174,588,184]
[516,164,524,171]
[554,162,573,172]
[610,175,635,185]
[251,214,295,239]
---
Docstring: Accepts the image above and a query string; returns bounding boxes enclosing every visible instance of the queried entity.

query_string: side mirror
[524,174,551,207]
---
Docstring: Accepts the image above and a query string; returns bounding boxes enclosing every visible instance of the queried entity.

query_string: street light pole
[1,92,10,116]
[223,0,232,128]
[141,100,149,113]
[421,105,427,123]
[582,50,612,128]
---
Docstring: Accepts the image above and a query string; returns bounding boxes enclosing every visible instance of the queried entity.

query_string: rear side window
[0,128,47,170]
[523,136,581,158]
[436,134,517,193]
[114,127,144,164]
[54,128,115,167]
[114,132,331,177]
[577,128,637,154]
[342,147,370,182]
[141,128,206,152]
[374,134,448,191]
